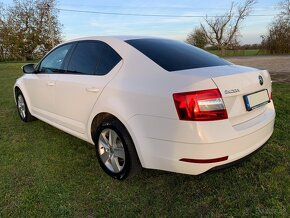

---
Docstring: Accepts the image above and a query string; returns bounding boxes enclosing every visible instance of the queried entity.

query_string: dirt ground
[226,55,290,83]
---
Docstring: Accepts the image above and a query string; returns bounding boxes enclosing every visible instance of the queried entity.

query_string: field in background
[209,49,270,56]
[0,62,289,217]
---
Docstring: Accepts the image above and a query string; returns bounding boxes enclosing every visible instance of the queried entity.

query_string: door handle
[86,87,100,93]
[47,81,55,86]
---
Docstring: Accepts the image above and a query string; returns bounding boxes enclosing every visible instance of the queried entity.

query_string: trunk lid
[171,64,272,125]
[210,65,272,126]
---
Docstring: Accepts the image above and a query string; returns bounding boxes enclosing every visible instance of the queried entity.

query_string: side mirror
[22,64,35,74]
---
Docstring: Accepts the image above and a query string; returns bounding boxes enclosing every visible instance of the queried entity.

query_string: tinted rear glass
[96,44,122,75]
[67,41,104,75]
[126,38,230,71]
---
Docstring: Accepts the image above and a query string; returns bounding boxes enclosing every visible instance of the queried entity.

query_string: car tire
[16,91,36,122]
[95,117,142,180]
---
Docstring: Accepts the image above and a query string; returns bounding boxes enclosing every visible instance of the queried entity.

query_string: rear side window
[67,41,104,75]
[126,38,230,72]
[96,44,122,75]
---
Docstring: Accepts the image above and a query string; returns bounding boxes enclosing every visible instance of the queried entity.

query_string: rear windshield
[126,38,230,72]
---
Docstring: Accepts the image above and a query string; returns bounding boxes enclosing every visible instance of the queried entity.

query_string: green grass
[0,62,289,217]
[209,49,271,57]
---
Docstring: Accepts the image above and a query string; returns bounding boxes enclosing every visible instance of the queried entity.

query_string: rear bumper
[210,139,268,172]
[127,104,275,175]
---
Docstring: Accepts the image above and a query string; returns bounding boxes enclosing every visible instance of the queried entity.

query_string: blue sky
[2,0,281,44]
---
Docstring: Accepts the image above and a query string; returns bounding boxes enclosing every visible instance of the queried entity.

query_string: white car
[14,36,275,179]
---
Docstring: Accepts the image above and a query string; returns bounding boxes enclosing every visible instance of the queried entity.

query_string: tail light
[173,88,228,121]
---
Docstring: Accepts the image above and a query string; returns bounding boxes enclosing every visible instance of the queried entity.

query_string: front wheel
[95,117,142,180]
[16,91,36,122]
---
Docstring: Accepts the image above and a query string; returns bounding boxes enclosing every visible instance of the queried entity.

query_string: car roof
[64,35,158,43]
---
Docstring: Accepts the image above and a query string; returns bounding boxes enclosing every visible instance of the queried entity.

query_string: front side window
[67,41,104,75]
[39,44,72,73]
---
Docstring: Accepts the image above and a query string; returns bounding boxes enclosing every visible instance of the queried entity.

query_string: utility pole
[47,4,54,47]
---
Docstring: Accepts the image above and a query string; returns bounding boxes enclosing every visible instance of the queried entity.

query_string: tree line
[261,0,290,54]
[187,0,290,55]
[0,0,289,61]
[0,0,61,61]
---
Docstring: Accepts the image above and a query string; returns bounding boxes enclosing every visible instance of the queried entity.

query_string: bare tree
[279,0,290,17]
[199,0,256,55]
[186,27,208,49]
[262,0,290,54]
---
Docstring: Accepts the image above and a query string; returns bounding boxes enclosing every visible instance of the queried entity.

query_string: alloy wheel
[98,128,126,173]
[17,94,26,119]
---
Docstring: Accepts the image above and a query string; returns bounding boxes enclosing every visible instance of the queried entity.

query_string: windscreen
[126,38,230,72]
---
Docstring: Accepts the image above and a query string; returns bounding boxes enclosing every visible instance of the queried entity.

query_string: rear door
[51,40,123,133]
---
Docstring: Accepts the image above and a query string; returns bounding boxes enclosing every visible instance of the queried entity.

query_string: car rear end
[171,67,274,174]
[123,38,275,175]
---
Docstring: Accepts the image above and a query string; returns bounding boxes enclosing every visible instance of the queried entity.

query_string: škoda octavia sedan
[14,36,275,179]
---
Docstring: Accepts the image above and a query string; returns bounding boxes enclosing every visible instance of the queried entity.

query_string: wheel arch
[14,84,32,110]
[14,86,21,101]
[90,112,112,143]
[89,111,145,167]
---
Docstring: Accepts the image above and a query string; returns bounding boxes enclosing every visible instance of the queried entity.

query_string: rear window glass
[126,38,230,72]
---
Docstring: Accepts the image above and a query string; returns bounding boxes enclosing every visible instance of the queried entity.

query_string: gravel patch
[226,55,290,83]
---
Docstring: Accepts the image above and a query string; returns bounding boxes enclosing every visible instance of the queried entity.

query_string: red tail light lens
[173,89,228,121]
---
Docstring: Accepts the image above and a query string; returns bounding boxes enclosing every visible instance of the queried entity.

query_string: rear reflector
[180,156,228,163]
[173,89,228,121]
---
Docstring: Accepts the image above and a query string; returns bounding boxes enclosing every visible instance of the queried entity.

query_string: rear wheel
[95,117,142,180]
[16,91,36,122]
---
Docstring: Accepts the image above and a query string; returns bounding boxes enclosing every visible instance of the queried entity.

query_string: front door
[24,43,73,119]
